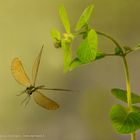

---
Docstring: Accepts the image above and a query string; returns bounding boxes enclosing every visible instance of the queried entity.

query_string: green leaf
[110,104,140,134]
[69,51,105,71]
[132,105,140,112]
[61,39,72,72]
[95,52,106,60]
[111,88,140,104]
[76,29,98,63]
[51,29,61,48]
[51,28,61,41]
[69,58,82,71]
[75,5,94,31]
[59,5,71,33]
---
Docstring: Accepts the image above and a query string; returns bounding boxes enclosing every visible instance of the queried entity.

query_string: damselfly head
[25,85,36,95]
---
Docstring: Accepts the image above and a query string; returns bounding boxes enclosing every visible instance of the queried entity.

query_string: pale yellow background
[0,0,140,140]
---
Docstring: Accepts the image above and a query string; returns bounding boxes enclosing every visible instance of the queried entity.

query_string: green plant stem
[122,56,132,111]
[96,31,123,51]
[105,53,116,56]
[91,30,138,140]
[122,56,136,140]
[131,133,136,140]
[97,31,136,140]
[126,47,140,55]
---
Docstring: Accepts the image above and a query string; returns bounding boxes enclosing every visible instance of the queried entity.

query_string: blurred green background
[0,0,140,140]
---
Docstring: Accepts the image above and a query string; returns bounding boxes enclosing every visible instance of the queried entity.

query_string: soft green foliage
[69,58,82,71]
[111,88,140,104]
[132,105,140,112]
[95,52,106,60]
[51,29,61,48]
[59,5,71,33]
[51,5,98,72]
[51,28,61,41]
[77,29,98,63]
[75,5,94,31]
[69,51,105,71]
[110,104,140,134]
[61,39,72,72]
[50,4,140,140]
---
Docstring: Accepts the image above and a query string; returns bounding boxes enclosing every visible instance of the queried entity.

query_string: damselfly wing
[11,46,64,110]
[32,45,43,86]
[11,58,31,87]
[33,91,59,110]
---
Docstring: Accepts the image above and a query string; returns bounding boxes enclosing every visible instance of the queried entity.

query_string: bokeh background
[0,0,140,140]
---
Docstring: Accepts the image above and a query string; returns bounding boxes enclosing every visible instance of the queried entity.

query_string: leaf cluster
[111,88,140,134]
[50,4,140,137]
[51,5,103,72]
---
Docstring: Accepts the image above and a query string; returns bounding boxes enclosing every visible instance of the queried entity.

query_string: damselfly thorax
[25,85,44,95]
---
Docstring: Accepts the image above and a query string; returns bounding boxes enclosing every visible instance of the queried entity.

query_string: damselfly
[11,46,72,110]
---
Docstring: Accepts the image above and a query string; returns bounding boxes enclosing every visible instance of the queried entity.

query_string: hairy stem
[122,56,136,140]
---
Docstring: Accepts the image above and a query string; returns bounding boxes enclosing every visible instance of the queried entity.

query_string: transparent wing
[32,46,43,86]
[11,58,31,87]
[33,91,59,110]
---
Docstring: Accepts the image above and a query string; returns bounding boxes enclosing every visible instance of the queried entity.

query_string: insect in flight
[11,46,73,110]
